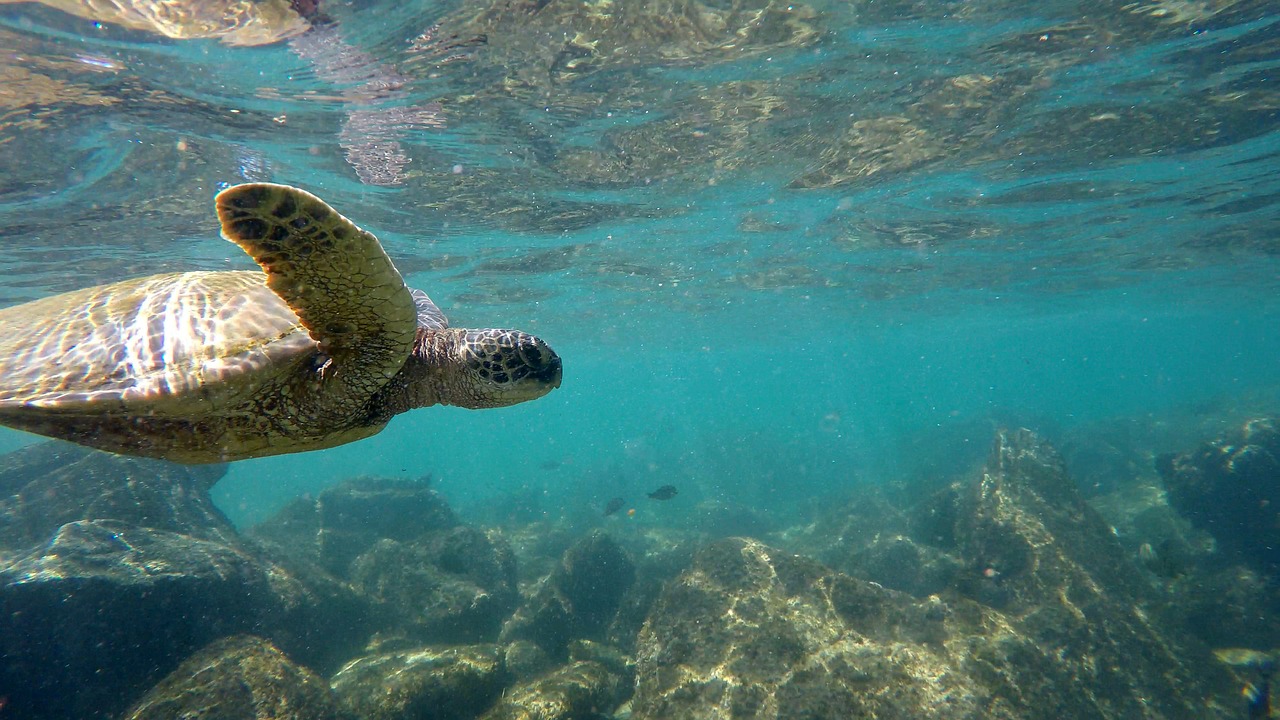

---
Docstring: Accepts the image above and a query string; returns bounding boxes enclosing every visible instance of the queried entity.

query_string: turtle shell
[0,270,316,415]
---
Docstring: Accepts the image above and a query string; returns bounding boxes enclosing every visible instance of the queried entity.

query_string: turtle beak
[520,335,561,390]
[536,352,563,389]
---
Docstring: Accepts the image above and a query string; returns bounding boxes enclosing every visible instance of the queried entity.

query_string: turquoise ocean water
[2,1,1280,717]
[0,0,1276,527]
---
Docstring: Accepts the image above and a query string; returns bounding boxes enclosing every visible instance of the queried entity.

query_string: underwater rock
[599,528,701,654]
[1158,416,1280,574]
[501,575,575,658]
[1089,480,1209,580]
[478,659,625,720]
[631,536,985,719]
[809,486,963,597]
[253,477,516,646]
[950,427,1147,608]
[504,639,555,681]
[0,441,230,551]
[121,635,341,720]
[330,643,509,720]
[495,520,581,582]
[846,532,963,598]
[566,639,635,699]
[0,446,370,720]
[350,526,519,643]
[501,531,636,658]
[1169,564,1280,651]
[633,431,1238,718]
[558,532,637,631]
[1,521,277,719]
[252,476,459,575]
[947,428,1234,717]
[1057,419,1162,497]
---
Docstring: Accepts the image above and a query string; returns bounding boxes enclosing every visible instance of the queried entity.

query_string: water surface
[0,0,1276,525]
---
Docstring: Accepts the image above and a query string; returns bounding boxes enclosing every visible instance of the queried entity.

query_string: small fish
[603,497,626,516]
[647,485,678,501]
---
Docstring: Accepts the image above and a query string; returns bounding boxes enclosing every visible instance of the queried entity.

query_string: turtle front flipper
[215,183,417,401]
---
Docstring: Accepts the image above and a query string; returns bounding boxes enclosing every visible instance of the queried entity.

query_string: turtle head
[432,328,561,409]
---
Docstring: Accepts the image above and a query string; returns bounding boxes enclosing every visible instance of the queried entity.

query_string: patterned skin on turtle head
[456,328,562,408]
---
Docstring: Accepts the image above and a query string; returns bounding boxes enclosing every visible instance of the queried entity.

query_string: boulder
[952,428,1149,608]
[1168,564,1280,651]
[350,526,518,643]
[0,446,368,720]
[330,643,509,720]
[558,531,636,632]
[631,537,983,719]
[2,521,277,719]
[504,639,555,681]
[501,531,635,657]
[253,477,518,644]
[1158,416,1280,574]
[250,475,458,575]
[479,660,624,720]
[121,635,341,720]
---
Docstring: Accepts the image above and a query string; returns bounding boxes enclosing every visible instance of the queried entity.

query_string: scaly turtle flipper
[215,183,417,399]
[411,287,449,330]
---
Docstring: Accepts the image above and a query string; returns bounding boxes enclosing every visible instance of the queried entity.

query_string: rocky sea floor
[1,419,1279,719]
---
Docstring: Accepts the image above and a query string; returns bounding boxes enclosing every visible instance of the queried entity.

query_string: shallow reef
[1,421,1275,718]
[633,429,1233,719]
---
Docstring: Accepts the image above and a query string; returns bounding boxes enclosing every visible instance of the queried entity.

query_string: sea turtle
[0,183,562,463]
